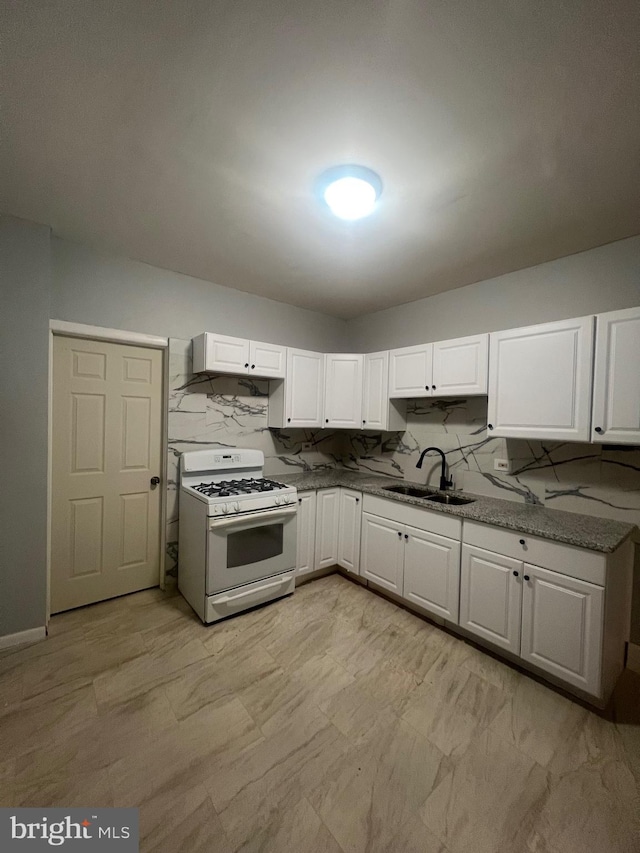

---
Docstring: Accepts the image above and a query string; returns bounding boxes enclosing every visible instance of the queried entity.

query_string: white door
[362,351,388,430]
[286,349,324,428]
[51,336,163,613]
[196,332,250,374]
[487,316,594,441]
[432,334,488,396]
[324,354,364,428]
[591,307,640,445]
[459,545,522,653]
[337,489,362,574]
[314,488,340,569]
[295,491,317,576]
[249,340,286,379]
[520,564,604,696]
[403,525,461,621]
[361,512,404,593]
[388,343,433,398]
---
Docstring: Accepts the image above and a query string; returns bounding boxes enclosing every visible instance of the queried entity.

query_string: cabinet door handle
[425,385,429,390]
[519,538,525,546]
[397,531,402,537]
[404,533,409,540]
[251,364,255,369]
[287,417,291,423]
[595,426,603,434]
[432,385,436,390]
[355,498,359,503]
[244,363,249,368]
[524,574,530,582]
[325,418,329,423]
[298,498,302,504]
[488,424,494,430]
[513,570,519,577]
[363,419,366,424]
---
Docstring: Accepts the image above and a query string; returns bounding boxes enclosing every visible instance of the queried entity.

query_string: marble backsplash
[166,338,344,574]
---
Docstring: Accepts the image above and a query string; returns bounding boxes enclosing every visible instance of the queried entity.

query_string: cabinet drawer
[362,494,461,540]
[462,520,606,586]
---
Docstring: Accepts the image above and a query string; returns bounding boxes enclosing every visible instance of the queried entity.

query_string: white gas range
[178,449,297,623]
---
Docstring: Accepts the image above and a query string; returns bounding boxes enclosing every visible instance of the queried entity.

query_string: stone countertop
[279,469,636,554]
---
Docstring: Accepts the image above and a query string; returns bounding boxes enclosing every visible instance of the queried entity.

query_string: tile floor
[1,573,639,853]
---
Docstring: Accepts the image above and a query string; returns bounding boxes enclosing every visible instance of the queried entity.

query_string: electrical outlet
[301,442,313,452]
[494,458,510,472]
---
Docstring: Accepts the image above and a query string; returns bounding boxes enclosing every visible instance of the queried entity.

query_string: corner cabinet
[324,354,364,428]
[362,351,406,431]
[591,306,640,444]
[487,316,594,441]
[192,333,286,379]
[268,348,324,429]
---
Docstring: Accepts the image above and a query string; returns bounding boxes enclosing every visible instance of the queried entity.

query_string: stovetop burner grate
[192,477,288,498]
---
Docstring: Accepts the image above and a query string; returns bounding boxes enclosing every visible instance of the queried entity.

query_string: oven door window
[226,522,284,569]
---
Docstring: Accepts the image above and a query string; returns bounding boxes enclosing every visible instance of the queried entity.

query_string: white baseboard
[627,642,640,674]
[0,626,47,651]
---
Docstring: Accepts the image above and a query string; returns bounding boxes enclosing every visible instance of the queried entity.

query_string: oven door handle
[209,504,297,530]
[215,573,295,604]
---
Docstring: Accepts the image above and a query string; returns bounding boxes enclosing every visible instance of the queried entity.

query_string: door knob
[150,476,160,486]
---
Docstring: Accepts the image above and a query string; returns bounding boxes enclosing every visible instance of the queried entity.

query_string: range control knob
[221,504,230,515]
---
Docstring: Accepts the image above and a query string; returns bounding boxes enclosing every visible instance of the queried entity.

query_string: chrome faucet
[416,446,453,491]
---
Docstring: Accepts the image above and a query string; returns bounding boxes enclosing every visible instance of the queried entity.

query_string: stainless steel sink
[382,484,475,505]
[382,484,437,498]
[424,493,475,505]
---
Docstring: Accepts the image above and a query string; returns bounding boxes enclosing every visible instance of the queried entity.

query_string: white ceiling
[2,1,639,319]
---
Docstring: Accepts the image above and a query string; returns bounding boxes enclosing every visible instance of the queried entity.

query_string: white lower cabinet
[314,488,340,570]
[403,526,460,621]
[459,545,522,653]
[520,564,604,695]
[337,489,362,574]
[295,491,317,576]
[361,512,404,593]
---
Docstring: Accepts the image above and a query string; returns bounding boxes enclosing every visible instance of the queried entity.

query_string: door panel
[432,334,488,396]
[285,349,324,428]
[361,512,403,593]
[324,354,364,428]
[403,526,460,621]
[459,545,522,653]
[51,336,163,612]
[314,488,340,569]
[592,307,640,444]
[520,564,603,695]
[295,491,317,575]
[388,344,432,398]
[337,489,362,574]
[249,340,286,378]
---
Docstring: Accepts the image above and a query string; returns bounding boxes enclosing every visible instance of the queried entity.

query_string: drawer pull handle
[519,539,525,546]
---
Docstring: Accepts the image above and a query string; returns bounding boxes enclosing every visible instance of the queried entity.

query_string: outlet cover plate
[494,458,510,472]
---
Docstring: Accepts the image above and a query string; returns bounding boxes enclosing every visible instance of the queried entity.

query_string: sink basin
[382,484,437,498]
[424,493,475,505]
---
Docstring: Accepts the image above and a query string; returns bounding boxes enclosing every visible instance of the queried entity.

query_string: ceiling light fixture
[317,165,382,221]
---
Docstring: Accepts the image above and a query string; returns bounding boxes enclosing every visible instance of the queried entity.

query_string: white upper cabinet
[192,333,249,375]
[362,351,407,431]
[249,340,286,379]
[591,306,640,445]
[389,344,433,398]
[432,333,488,396]
[324,354,364,428]
[487,316,595,441]
[268,348,324,429]
[192,333,285,378]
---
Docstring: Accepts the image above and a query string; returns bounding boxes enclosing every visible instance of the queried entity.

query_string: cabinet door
[324,354,364,428]
[194,333,250,374]
[487,316,594,441]
[432,334,488,396]
[360,512,404,593]
[295,491,317,576]
[591,307,640,445]
[520,564,604,696]
[249,340,286,379]
[314,488,340,569]
[362,351,389,430]
[337,489,362,574]
[285,349,324,428]
[403,525,461,621]
[388,344,433,398]
[459,545,522,653]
